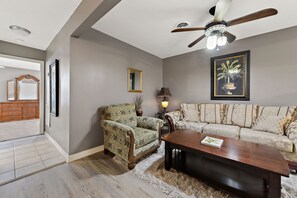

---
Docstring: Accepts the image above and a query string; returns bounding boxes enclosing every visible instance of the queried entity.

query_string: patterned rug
[130,142,297,198]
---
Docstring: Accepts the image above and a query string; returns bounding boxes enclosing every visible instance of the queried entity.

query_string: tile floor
[0,135,65,185]
[0,119,40,142]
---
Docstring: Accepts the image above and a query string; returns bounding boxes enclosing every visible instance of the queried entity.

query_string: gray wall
[69,29,163,154]
[0,68,40,102]
[45,0,118,154]
[163,26,297,111]
[0,40,45,61]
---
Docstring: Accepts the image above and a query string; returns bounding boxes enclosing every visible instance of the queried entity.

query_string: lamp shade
[157,87,172,98]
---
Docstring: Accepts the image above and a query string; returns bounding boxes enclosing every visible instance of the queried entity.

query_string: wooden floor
[0,152,167,198]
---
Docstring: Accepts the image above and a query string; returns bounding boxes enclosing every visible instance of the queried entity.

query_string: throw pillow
[252,116,291,135]
[182,109,200,122]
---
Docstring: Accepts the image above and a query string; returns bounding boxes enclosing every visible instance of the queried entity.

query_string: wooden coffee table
[162,130,290,198]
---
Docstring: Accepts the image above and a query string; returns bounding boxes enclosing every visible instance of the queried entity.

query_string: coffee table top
[162,130,290,177]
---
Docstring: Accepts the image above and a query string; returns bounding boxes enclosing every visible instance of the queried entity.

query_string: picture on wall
[211,50,250,101]
[49,59,59,117]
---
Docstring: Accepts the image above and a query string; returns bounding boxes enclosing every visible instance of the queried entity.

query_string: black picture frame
[211,50,250,101]
[49,59,59,117]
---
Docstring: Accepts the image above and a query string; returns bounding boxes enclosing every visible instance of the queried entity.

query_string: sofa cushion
[175,121,207,132]
[132,127,158,149]
[224,104,258,128]
[199,104,225,124]
[182,109,200,122]
[252,116,291,135]
[240,128,294,153]
[101,103,137,127]
[203,124,240,139]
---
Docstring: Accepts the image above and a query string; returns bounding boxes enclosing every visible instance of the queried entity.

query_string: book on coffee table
[201,136,224,148]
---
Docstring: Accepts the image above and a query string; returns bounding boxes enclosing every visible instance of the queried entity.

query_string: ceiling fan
[171,0,278,50]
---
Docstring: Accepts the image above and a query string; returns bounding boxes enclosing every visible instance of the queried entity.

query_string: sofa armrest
[287,121,297,151]
[165,110,181,132]
[137,116,164,131]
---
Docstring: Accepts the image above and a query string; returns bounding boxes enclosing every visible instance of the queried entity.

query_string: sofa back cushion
[101,103,137,127]
[199,104,224,124]
[181,103,199,110]
[224,104,258,128]
[258,106,296,118]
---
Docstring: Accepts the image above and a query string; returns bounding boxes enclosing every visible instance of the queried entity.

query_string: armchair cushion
[101,103,137,127]
[132,127,158,149]
[137,116,163,131]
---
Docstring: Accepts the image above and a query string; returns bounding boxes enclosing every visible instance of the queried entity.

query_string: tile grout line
[35,143,46,168]
[12,143,16,179]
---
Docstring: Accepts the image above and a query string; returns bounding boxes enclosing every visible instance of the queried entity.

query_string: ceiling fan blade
[171,27,205,33]
[188,35,206,48]
[227,8,278,27]
[224,31,236,43]
[214,0,232,22]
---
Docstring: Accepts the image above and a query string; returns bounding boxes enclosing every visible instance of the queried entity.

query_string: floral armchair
[101,103,163,170]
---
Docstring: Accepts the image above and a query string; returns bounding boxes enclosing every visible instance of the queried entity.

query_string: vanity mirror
[128,68,143,93]
[16,74,39,101]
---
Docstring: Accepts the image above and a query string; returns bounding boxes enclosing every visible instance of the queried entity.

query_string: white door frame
[0,53,45,134]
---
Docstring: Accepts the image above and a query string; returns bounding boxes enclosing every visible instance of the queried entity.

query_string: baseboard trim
[68,145,104,162]
[45,132,104,162]
[45,132,68,160]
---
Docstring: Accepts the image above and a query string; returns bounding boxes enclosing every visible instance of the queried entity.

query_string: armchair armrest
[137,116,164,131]
[101,120,135,139]
[287,121,297,151]
[165,110,181,132]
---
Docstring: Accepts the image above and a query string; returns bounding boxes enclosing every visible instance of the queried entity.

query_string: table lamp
[157,87,172,113]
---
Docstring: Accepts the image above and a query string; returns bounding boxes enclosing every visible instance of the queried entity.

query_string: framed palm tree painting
[211,51,250,101]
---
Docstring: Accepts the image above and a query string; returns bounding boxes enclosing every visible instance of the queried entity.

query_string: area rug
[129,142,297,198]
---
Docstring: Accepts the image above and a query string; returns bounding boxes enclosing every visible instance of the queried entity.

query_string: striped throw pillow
[182,109,200,122]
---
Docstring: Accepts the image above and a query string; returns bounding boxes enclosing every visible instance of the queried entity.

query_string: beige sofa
[165,103,297,170]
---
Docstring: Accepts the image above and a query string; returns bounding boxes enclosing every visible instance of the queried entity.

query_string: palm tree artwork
[216,59,242,95]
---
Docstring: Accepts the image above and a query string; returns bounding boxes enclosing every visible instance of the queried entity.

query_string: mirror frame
[16,74,40,101]
[7,79,16,101]
[128,68,143,93]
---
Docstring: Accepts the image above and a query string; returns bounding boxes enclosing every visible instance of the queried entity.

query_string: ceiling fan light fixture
[207,35,217,50]
[9,25,31,36]
[217,35,227,46]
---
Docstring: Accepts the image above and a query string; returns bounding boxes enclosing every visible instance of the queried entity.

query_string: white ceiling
[93,0,297,58]
[0,0,82,50]
[0,57,40,71]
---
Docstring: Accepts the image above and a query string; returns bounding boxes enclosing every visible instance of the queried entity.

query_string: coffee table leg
[165,143,172,170]
[268,173,281,198]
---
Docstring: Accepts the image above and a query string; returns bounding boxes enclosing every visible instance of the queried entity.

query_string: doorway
[0,54,44,141]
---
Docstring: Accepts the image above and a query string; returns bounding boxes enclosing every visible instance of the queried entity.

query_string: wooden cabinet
[0,101,39,122]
